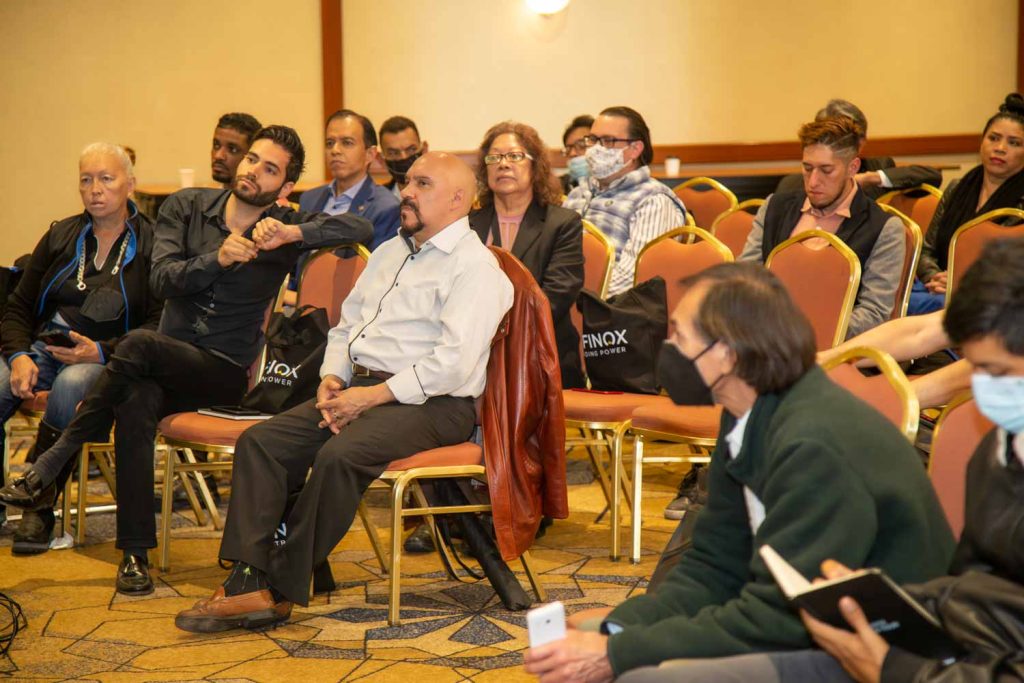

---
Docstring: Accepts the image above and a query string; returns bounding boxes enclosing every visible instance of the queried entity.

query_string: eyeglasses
[563,139,589,156]
[483,151,534,165]
[581,135,639,148]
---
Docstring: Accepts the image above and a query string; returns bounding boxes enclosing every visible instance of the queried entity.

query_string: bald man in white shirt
[176,153,514,633]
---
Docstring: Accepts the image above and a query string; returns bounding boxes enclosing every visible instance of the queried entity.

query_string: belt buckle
[353,364,370,377]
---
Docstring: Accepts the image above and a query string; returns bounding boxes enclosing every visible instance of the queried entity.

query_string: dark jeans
[29,329,247,549]
[219,379,476,606]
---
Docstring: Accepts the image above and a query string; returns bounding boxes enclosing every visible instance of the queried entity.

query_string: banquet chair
[710,198,765,258]
[946,208,1024,303]
[673,177,738,229]
[877,204,923,319]
[928,393,992,538]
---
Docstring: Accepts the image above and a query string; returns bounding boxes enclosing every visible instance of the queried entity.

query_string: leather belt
[352,363,394,380]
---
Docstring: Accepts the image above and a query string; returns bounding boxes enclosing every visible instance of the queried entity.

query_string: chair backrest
[765,229,861,350]
[296,244,371,327]
[710,198,765,258]
[821,346,919,443]
[929,393,993,538]
[878,184,942,235]
[673,176,738,229]
[634,227,733,333]
[877,204,923,319]
[581,220,614,298]
[946,208,1024,303]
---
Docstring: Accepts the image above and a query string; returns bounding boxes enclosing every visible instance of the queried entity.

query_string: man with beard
[211,113,262,187]
[1,125,373,596]
[173,152,513,633]
[379,115,428,199]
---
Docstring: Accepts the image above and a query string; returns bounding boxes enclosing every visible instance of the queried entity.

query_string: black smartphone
[39,331,76,348]
[208,405,263,416]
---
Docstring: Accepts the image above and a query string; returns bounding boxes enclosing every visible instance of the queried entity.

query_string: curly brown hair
[476,121,561,208]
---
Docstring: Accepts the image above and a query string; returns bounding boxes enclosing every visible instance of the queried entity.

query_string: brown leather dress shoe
[175,587,291,633]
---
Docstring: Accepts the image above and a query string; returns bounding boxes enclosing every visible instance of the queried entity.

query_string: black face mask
[385,152,422,184]
[657,340,718,406]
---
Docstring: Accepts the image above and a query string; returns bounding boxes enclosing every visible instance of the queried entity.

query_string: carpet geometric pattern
[1,425,693,682]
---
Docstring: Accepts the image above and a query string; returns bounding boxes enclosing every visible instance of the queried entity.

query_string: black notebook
[759,545,960,661]
[197,406,274,421]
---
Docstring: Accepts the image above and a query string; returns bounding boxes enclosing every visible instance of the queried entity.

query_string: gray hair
[80,142,134,178]
[815,99,868,140]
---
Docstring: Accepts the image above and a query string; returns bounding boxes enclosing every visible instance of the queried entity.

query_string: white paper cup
[664,157,681,176]
[178,168,195,188]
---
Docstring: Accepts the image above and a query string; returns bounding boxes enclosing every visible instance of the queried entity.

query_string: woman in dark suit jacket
[469,121,585,389]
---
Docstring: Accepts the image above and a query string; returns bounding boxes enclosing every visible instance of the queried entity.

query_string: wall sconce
[526,0,570,16]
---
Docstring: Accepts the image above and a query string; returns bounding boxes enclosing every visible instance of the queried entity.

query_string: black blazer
[775,156,942,199]
[470,201,585,388]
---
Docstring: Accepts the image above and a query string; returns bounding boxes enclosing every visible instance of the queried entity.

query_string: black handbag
[576,276,668,394]
[241,305,330,414]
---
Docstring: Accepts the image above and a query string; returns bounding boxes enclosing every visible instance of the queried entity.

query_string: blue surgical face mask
[567,155,590,181]
[971,373,1024,434]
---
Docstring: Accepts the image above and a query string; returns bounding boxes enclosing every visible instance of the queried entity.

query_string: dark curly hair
[251,125,305,183]
[475,121,561,208]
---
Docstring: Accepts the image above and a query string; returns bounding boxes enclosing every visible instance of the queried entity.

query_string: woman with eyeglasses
[0,142,162,554]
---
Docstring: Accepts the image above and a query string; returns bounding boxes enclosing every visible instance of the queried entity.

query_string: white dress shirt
[320,216,514,405]
[725,409,766,534]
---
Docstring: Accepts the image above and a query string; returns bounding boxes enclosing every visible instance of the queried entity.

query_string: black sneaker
[664,465,706,520]
[12,509,55,555]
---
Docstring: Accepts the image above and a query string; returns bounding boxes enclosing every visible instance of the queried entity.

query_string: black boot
[11,421,63,552]
[25,420,62,464]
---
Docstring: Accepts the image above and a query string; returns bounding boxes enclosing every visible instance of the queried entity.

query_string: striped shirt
[564,166,687,296]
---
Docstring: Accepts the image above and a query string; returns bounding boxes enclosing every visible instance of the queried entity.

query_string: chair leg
[408,482,461,582]
[75,443,91,545]
[388,474,410,626]
[630,434,646,564]
[60,467,72,541]
[358,500,388,573]
[609,423,630,561]
[519,550,547,602]
[159,446,176,572]
[176,447,211,528]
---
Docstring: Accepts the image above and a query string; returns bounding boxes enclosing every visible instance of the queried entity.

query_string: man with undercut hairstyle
[174,152,513,634]
[211,112,262,187]
[379,115,429,199]
[1,125,373,596]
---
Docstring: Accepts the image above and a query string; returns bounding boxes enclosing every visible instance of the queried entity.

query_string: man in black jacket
[1,126,373,596]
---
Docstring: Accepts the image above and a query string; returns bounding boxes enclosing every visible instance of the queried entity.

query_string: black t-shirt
[51,232,128,342]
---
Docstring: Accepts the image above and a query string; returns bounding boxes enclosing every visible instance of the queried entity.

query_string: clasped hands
[217,218,301,268]
[315,374,394,433]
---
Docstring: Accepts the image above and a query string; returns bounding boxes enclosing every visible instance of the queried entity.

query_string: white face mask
[971,373,1024,435]
[585,143,628,180]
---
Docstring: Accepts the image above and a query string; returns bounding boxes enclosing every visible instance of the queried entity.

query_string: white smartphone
[526,600,566,648]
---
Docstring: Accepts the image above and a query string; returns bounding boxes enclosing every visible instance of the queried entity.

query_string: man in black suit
[775,99,942,199]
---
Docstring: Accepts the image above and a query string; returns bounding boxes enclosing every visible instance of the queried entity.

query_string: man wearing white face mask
[563,106,687,297]
[802,237,1024,683]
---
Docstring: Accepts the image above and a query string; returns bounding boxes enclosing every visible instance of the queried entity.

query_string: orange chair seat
[20,391,49,413]
[158,412,262,447]
[564,390,672,423]
[631,404,722,439]
[386,442,483,471]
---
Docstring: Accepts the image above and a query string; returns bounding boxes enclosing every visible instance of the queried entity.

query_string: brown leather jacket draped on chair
[484,247,568,561]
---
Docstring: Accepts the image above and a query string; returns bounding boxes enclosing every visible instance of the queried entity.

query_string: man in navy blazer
[298,109,400,251]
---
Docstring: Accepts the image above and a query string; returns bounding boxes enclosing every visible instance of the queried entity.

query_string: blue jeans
[907,279,945,316]
[0,339,105,454]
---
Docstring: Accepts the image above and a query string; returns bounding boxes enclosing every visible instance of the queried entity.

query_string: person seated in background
[0,142,162,554]
[211,112,262,188]
[0,126,373,596]
[804,238,1024,683]
[817,310,970,410]
[560,114,594,195]
[775,99,942,199]
[299,109,401,251]
[379,115,428,199]
[563,106,686,297]
[525,262,954,683]
[911,93,1024,314]
[741,115,905,339]
[173,152,513,633]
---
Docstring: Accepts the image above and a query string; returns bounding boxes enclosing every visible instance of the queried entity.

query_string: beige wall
[0,0,323,264]
[2,0,1017,265]
[343,0,1017,151]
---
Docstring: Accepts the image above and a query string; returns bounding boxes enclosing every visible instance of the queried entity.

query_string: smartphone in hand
[38,331,76,348]
[527,601,566,648]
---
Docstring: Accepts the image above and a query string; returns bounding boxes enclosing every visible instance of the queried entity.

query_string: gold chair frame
[946,207,1024,305]
[581,220,614,299]
[876,183,942,207]
[877,204,923,319]
[673,176,739,229]
[765,229,861,349]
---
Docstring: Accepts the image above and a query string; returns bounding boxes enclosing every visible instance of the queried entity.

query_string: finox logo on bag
[262,359,301,385]
[582,328,629,357]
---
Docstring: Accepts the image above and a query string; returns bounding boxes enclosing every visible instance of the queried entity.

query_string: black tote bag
[241,305,330,414]
[576,276,668,394]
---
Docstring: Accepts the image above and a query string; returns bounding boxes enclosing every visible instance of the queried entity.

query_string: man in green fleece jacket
[525,261,954,682]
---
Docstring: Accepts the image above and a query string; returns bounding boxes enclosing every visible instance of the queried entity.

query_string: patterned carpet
[1,427,692,682]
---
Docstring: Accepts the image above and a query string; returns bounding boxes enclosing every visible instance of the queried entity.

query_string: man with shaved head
[176,152,514,633]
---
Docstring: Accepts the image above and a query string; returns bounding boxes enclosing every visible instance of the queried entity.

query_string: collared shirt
[150,188,373,366]
[725,409,765,534]
[321,216,514,405]
[792,180,858,237]
[321,175,370,216]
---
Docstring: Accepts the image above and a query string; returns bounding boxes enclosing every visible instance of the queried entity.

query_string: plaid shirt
[564,166,686,296]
